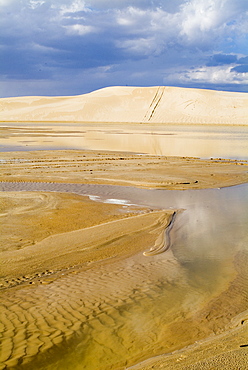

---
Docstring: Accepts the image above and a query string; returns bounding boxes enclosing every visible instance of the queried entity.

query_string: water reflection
[48,183,248,369]
[1,181,247,273]
[81,124,248,159]
[1,182,247,369]
[1,123,248,159]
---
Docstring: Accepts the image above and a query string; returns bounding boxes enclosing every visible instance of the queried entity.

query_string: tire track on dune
[143,87,165,122]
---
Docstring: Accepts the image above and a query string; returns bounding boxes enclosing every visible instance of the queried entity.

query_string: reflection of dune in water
[0,182,248,369]
[1,124,248,159]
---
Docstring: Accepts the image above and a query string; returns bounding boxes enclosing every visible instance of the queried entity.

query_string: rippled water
[1,181,248,369]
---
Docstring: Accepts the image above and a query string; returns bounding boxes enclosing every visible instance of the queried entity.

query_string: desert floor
[0,127,248,369]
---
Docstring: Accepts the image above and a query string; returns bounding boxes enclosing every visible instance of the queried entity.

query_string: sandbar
[0,84,248,369]
[0,148,247,369]
[1,149,247,190]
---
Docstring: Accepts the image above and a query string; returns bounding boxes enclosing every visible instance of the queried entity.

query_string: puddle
[1,181,247,369]
[1,123,248,159]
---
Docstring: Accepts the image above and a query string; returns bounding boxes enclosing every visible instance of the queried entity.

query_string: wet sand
[0,149,247,189]
[1,85,248,368]
[0,190,172,289]
[130,313,248,370]
[0,148,248,369]
[0,189,178,369]
[2,243,247,370]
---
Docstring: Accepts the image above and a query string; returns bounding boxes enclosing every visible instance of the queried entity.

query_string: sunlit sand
[0,86,247,124]
[0,86,248,369]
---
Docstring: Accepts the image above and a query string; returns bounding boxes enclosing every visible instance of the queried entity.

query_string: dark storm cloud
[0,0,247,97]
[230,56,248,74]
[207,54,238,66]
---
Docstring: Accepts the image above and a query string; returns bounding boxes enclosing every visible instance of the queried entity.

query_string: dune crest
[0,86,247,124]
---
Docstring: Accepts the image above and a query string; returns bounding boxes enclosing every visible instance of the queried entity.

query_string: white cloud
[114,1,247,57]
[179,0,248,46]
[114,0,248,56]
[116,6,149,27]
[180,0,224,39]
[64,24,96,35]
[117,37,163,56]
[59,0,89,15]
[172,65,248,85]
[29,0,45,9]
[116,6,178,33]
[0,0,15,6]
[115,7,179,56]
[0,0,247,96]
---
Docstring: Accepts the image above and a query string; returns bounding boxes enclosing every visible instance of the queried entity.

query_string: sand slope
[0,86,247,124]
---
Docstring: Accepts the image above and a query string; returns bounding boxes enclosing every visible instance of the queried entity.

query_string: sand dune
[1,86,247,369]
[0,86,247,124]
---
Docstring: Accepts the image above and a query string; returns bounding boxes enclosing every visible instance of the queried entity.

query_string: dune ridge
[0,86,247,125]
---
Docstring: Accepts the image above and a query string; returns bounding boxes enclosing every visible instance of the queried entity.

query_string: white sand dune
[0,86,247,124]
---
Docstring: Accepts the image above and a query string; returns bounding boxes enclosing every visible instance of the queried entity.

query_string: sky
[0,0,248,97]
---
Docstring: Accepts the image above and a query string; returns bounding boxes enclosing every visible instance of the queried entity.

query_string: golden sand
[0,190,172,288]
[0,188,176,368]
[1,84,248,368]
[0,86,248,124]
[130,245,248,370]
[1,150,247,189]
[131,315,248,370]
[0,150,247,367]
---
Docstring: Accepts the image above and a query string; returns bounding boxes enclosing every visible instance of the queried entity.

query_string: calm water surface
[1,181,248,369]
[1,122,248,159]
[1,122,247,368]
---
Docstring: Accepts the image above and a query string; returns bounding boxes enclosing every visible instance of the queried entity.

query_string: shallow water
[1,181,248,369]
[1,123,248,159]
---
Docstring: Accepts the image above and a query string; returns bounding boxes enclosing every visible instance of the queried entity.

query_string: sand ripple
[0,252,183,369]
[1,181,247,369]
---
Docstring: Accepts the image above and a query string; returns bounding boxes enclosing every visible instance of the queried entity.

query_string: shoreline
[1,120,248,127]
[0,147,247,369]
[1,122,248,160]
[0,150,247,190]
[0,202,173,289]
[1,86,247,368]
